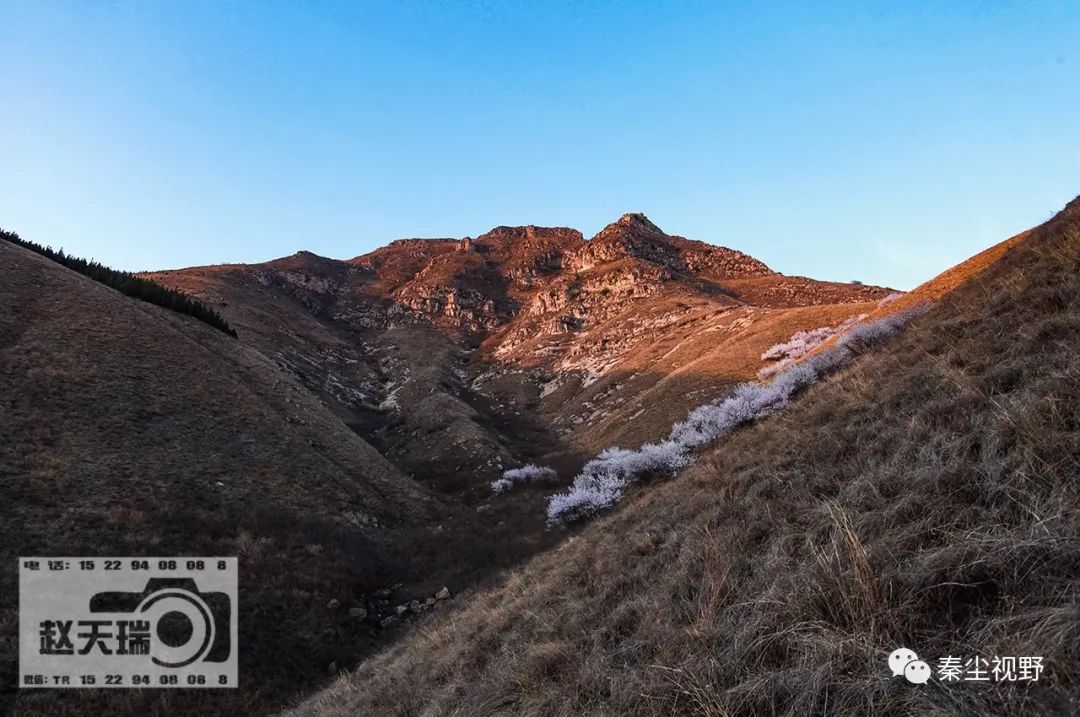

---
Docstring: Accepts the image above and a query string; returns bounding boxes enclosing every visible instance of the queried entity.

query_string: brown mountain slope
[0,241,553,716]
[0,241,436,525]
[146,214,891,492]
[878,227,1032,315]
[285,198,1080,716]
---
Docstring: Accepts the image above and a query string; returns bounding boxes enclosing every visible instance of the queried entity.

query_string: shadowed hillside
[0,241,558,716]
[286,199,1080,716]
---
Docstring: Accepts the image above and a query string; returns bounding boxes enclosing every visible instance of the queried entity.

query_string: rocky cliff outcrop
[145,213,895,491]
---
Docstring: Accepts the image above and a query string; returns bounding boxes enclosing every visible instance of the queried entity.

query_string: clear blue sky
[2,1,1078,289]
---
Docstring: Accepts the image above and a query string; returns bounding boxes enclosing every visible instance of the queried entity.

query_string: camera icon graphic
[90,578,232,668]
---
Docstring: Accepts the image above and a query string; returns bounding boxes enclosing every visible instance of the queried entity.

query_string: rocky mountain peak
[614,212,663,234]
[592,213,666,244]
[476,225,584,247]
[156,214,882,347]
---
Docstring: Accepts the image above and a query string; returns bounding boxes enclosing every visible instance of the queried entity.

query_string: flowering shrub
[836,306,929,352]
[545,474,626,522]
[491,463,558,493]
[546,305,930,524]
[547,361,822,524]
[758,314,867,378]
[805,346,849,375]
[545,441,690,523]
[761,325,841,361]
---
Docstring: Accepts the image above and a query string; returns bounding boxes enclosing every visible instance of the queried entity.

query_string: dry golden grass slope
[287,197,1080,716]
[535,297,884,455]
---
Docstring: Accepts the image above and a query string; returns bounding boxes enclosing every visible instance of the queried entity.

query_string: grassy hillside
[1,228,237,337]
[0,241,549,716]
[287,198,1080,716]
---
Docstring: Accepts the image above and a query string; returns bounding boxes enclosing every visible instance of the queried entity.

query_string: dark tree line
[1,228,237,337]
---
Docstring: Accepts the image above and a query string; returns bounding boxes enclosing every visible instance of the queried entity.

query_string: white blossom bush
[491,463,558,493]
[761,325,840,361]
[545,441,690,523]
[836,306,929,352]
[545,473,626,522]
[547,361,818,524]
[758,314,867,378]
[804,345,849,375]
[546,305,930,524]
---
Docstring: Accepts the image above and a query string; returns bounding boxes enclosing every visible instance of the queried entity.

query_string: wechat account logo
[889,647,931,684]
